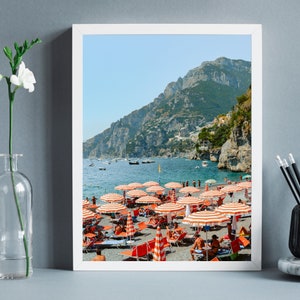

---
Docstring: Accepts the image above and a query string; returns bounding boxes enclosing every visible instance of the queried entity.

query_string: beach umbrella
[179,186,200,194]
[127,189,148,198]
[183,210,230,260]
[215,202,251,216]
[100,193,124,203]
[146,185,165,193]
[237,181,252,189]
[164,182,183,189]
[200,190,226,199]
[115,184,135,191]
[220,185,244,194]
[82,208,96,221]
[82,199,90,207]
[215,202,251,240]
[205,179,217,185]
[155,203,184,214]
[97,203,127,214]
[177,196,204,206]
[153,226,166,261]
[135,195,162,204]
[143,181,160,187]
[126,212,136,239]
[128,182,144,189]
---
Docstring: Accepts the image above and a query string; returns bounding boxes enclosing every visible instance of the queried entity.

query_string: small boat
[129,161,139,165]
[142,160,155,164]
[202,161,208,167]
[89,163,95,167]
[99,167,106,171]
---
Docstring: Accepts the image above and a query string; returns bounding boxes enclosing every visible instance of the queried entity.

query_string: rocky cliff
[83,57,251,159]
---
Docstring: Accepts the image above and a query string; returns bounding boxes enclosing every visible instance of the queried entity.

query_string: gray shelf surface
[1,268,300,299]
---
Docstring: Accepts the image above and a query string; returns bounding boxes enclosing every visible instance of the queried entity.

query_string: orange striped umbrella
[97,203,127,214]
[200,190,226,199]
[153,226,166,261]
[146,185,165,193]
[135,195,162,204]
[155,202,184,213]
[143,181,159,187]
[127,189,148,198]
[179,186,200,194]
[237,181,252,189]
[177,196,204,205]
[215,202,251,216]
[220,185,244,193]
[128,182,144,189]
[82,199,90,207]
[100,193,124,202]
[115,184,135,191]
[183,210,230,227]
[126,212,136,238]
[164,182,183,189]
[82,208,96,220]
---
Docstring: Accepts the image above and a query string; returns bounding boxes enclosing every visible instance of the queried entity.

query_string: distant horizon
[83,34,251,141]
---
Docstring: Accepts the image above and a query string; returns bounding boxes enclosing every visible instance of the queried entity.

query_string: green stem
[7,81,30,277]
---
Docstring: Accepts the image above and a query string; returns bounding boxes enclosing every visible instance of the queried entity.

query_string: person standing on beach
[92,249,106,261]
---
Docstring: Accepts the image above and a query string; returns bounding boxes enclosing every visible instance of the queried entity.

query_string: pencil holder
[289,204,300,258]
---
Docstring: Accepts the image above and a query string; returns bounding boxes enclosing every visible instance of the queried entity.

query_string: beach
[82,185,251,262]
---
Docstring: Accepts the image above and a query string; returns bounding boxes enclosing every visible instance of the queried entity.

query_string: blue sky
[83,34,251,141]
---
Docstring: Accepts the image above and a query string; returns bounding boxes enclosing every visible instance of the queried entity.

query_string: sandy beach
[82,186,251,262]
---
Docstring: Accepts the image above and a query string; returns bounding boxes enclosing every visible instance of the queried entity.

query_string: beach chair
[137,221,147,231]
[120,242,150,261]
[237,236,250,248]
[217,239,241,261]
[167,232,187,247]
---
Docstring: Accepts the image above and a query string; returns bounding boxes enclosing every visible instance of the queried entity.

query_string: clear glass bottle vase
[0,154,32,279]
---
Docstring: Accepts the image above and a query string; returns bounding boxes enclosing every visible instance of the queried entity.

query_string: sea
[83,157,248,200]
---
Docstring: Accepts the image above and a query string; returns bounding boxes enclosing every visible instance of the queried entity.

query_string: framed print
[72,24,262,271]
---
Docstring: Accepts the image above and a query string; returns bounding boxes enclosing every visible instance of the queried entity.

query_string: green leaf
[3,46,12,61]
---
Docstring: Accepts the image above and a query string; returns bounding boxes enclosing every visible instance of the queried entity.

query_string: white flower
[10,61,36,92]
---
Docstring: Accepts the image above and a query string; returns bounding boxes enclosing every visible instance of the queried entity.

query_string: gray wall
[0,0,297,269]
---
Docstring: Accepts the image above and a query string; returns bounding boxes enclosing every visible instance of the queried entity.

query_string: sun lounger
[120,242,150,260]
[217,239,241,261]
[94,239,127,248]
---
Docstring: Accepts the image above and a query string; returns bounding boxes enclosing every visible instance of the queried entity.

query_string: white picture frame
[72,24,262,271]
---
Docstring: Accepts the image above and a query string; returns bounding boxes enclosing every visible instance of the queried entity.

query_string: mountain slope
[83,57,251,158]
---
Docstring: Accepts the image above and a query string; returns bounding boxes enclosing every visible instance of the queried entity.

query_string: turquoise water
[83,158,247,200]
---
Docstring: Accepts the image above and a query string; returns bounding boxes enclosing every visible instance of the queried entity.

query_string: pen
[276,155,300,204]
[289,153,300,186]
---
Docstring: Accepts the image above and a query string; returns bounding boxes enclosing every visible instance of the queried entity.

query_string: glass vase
[0,154,32,279]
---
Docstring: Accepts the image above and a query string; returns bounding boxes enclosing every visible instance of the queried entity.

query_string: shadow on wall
[50,29,73,270]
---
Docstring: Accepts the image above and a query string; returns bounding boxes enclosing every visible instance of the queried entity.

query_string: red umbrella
[82,199,89,207]
[152,226,166,261]
[126,212,136,238]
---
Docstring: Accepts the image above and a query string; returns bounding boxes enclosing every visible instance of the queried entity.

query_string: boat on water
[141,160,155,164]
[202,160,208,167]
[129,161,139,165]
[99,167,106,171]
